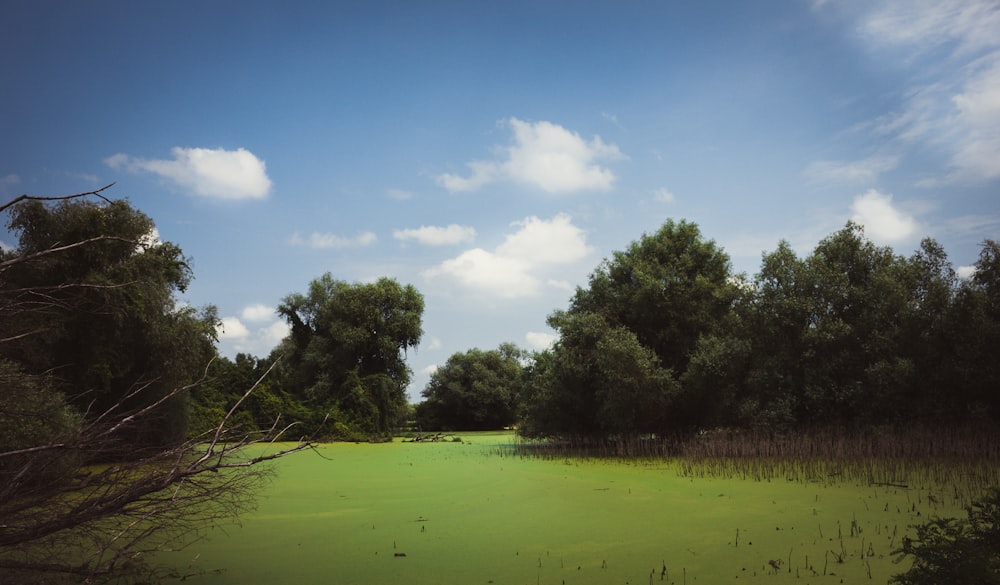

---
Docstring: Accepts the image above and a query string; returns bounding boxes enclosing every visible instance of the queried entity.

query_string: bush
[891,488,1000,584]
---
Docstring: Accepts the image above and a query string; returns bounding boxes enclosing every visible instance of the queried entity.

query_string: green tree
[948,240,1000,422]
[416,343,525,431]
[277,274,423,437]
[891,488,1000,585]
[0,187,310,582]
[571,219,736,377]
[1,193,216,448]
[521,220,734,438]
[520,310,678,438]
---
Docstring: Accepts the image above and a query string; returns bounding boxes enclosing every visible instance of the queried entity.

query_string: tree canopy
[415,343,525,431]
[520,219,1000,439]
[0,188,310,582]
[276,274,424,438]
[1,194,217,448]
[520,220,734,437]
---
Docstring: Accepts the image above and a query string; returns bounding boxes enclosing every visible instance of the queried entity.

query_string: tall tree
[948,240,1000,422]
[0,187,310,582]
[520,220,730,437]
[416,343,525,431]
[277,274,423,436]
[1,191,217,448]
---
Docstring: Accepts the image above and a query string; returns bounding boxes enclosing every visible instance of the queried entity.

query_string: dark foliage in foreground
[891,488,1000,585]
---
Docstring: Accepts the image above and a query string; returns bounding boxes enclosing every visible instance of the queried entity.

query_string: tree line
[0,191,420,581]
[422,220,999,437]
[2,190,996,580]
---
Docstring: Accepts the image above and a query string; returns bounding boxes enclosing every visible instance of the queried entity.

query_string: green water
[157,433,962,584]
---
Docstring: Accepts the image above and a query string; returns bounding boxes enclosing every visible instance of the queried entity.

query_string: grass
[154,431,986,585]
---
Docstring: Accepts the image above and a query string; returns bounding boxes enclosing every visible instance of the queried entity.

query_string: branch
[0,234,139,274]
[0,183,115,215]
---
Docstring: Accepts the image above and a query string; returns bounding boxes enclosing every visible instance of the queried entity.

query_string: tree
[948,240,1000,422]
[519,310,679,439]
[891,488,1000,585]
[571,219,737,377]
[1,188,215,448]
[415,343,525,431]
[521,220,734,438]
[277,273,423,437]
[0,187,311,582]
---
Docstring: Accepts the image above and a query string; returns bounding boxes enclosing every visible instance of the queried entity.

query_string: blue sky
[2,1,998,401]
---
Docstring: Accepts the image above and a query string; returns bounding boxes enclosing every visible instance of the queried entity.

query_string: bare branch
[0,183,115,215]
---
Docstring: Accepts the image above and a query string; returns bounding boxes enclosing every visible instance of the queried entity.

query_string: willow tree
[277,273,424,437]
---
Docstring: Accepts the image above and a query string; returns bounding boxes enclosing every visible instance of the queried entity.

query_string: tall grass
[502,425,1000,503]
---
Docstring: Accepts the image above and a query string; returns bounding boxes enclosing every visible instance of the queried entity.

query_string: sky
[2,0,998,402]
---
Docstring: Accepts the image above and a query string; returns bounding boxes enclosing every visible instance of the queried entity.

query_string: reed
[502,425,1000,500]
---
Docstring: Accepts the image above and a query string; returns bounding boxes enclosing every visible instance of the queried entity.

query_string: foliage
[415,343,525,431]
[521,219,1000,439]
[1,193,216,448]
[277,273,424,438]
[891,488,1000,585]
[0,187,311,582]
[520,220,732,438]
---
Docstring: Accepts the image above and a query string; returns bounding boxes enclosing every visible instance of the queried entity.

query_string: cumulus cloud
[423,213,592,299]
[850,189,920,244]
[804,154,900,183]
[289,231,377,249]
[218,317,251,340]
[858,1,1000,183]
[956,265,977,279]
[216,308,290,357]
[525,331,558,350]
[393,224,476,246]
[105,147,272,200]
[436,118,625,194]
[241,303,276,322]
[421,364,439,376]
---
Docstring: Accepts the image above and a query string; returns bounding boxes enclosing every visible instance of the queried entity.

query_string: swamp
[155,431,995,585]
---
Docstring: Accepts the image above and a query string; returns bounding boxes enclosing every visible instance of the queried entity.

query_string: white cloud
[804,154,900,183]
[861,1,1000,55]
[423,214,593,299]
[652,187,676,203]
[218,317,250,340]
[956,265,977,279]
[289,231,377,249]
[216,309,290,357]
[105,147,272,200]
[850,189,920,244]
[421,364,439,376]
[525,331,558,350]
[241,303,276,322]
[858,1,1000,183]
[497,214,592,265]
[422,336,442,351]
[436,118,625,194]
[425,248,540,298]
[393,224,476,246]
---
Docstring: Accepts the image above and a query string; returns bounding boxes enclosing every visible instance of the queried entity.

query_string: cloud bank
[436,118,624,194]
[106,147,272,200]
